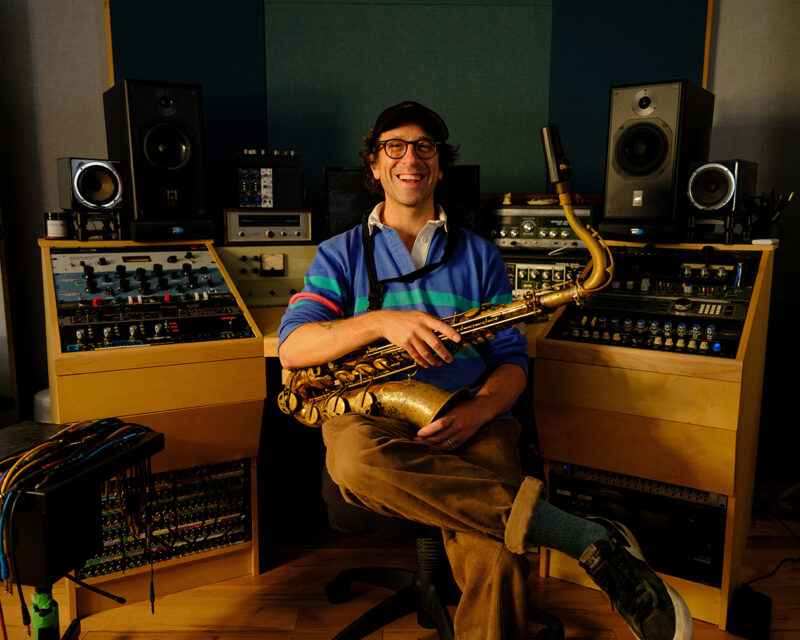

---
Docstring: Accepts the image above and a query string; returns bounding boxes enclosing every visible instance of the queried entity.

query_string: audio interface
[501,251,587,299]
[224,208,312,244]
[546,245,761,357]
[492,204,593,250]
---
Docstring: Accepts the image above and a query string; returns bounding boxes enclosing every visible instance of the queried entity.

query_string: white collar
[366,202,448,235]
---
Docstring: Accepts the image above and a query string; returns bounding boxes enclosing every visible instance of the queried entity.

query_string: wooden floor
[1,499,797,640]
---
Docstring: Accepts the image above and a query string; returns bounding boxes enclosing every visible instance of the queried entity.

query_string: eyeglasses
[377,138,440,159]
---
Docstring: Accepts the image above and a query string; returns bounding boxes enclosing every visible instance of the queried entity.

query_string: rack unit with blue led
[545,244,761,357]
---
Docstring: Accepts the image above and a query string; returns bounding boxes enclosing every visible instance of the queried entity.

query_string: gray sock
[526,499,609,558]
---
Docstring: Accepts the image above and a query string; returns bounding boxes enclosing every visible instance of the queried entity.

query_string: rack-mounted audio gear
[545,244,761,357]
[492,204,593,250]
[48,243,255,352]
[501,250,587,300]
[216,244,317,308]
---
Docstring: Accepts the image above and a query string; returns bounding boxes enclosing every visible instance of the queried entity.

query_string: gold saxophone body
[278,126,614,428]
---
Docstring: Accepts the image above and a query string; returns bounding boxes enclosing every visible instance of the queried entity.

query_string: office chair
[321,466,565,640]
[321,465,460,639]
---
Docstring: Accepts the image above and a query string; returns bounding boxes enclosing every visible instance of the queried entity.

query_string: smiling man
[277,101,692,640]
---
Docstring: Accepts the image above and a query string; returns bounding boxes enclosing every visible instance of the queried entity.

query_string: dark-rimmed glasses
[377,138,440,159]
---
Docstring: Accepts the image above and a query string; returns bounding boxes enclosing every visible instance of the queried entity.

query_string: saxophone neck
[554,181,614,297]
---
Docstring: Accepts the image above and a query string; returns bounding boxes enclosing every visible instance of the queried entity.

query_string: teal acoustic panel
[265,1,553,210]
[108,0,268,218]
[549,0,709,194]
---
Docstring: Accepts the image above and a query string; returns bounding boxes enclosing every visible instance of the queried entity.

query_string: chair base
[325,537,459,640]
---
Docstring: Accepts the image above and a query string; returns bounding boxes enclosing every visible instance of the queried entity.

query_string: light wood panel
[55,358,265,423]
[121,401,263,472]
[534,359,741,429]
[535,403,738,494]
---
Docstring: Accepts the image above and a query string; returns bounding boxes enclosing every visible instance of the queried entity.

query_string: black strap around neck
[361,210,459,311]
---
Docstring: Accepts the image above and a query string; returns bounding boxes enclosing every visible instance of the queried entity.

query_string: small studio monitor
[600,80,714,242]
[103,79,212,241]
[687,159,758,244]
[688,160,757,214]
[57,158,123,211]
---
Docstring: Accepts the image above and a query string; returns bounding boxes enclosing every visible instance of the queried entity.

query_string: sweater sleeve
[277,237,352,348]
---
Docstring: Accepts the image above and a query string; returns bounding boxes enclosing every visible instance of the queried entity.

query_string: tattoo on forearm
[318,320,343,330]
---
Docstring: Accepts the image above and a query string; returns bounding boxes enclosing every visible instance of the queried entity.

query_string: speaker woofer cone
[72,161,123,209]
[615,122,669,176]
[144,123,192,170]
[688,163,735,211]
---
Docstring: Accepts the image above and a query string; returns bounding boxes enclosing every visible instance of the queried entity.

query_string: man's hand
[414,399,485,451]
[378,310,461,368]
[414,362,527,451]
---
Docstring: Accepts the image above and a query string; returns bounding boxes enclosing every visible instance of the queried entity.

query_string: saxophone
[278,125,614,428]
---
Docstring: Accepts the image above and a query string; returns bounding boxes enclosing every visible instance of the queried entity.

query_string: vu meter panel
[547,245,762,358]
[49,244,255,352]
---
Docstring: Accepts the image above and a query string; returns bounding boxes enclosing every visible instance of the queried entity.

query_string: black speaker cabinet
[57,158,123,211]
[600,80,714,242]
[103,79,213,241]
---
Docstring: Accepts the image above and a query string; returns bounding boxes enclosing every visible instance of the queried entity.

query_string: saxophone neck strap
[361,210,459,312]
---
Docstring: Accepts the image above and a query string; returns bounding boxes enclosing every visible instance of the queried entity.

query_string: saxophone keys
[373,358,391,370]
[334,369,357,382]
[353,391,377,415]
[354,363,376,375]
[303,404,321,425]
[326,395,349,416]
[277,389,300,414]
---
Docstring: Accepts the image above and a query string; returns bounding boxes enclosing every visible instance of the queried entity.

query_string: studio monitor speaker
[57,158,123,211]
[103,79,213,241]
[686,159,757,244]
[688,160,757,214]
[600,80,714,242]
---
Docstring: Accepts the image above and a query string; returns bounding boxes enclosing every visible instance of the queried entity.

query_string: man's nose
[402,143,423,161]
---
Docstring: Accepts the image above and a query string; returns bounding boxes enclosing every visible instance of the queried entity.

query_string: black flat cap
[372,101,449,141]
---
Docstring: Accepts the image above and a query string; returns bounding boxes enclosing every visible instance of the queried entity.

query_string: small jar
[43,211,70,239]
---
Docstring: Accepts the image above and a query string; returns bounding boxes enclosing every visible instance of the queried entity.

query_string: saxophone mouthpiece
[541,125,572,184]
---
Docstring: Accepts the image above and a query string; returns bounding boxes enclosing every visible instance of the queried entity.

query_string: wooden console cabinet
[534,243,774,629]
[39,240,266,620]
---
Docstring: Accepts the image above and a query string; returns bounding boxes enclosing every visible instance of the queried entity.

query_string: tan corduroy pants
[322,413,544,640]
